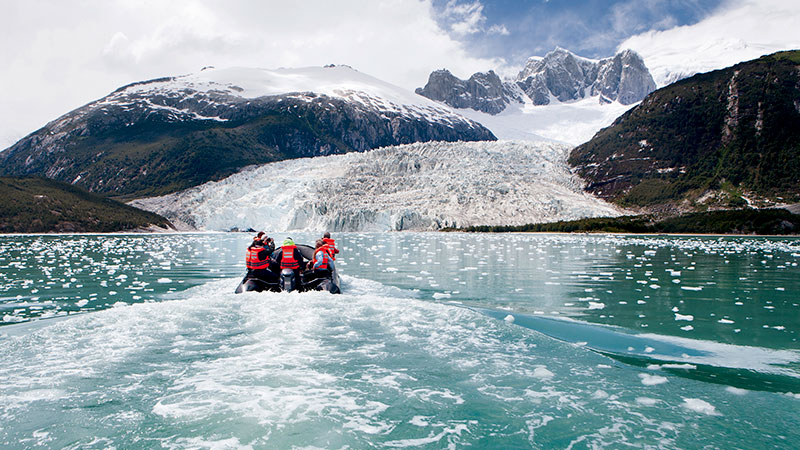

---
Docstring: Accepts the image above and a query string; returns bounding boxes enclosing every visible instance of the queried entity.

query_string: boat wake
[1,275,799,448]
[477,308,800,393]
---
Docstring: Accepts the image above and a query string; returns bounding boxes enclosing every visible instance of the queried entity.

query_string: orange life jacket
[280,245,300,269]
[322,238,338,260]
[313,247,330,270]
[246,246,269,270]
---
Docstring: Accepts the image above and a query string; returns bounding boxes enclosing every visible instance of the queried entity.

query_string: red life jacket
[322,238,338,260]
[280,245,300,269]
[246,246,269,270]
[313,247,330,270]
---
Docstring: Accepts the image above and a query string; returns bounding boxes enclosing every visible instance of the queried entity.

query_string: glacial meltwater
[1,233,798,449]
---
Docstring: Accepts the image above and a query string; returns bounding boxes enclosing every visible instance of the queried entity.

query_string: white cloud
[443,0,486,35]
[487,24,510,36]
[618,0,800,86]
[0,0,502,149]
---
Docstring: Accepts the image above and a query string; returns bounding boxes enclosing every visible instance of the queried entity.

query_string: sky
[1,0,799,149]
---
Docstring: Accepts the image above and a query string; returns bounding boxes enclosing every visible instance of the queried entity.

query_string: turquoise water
[1,232,798,448]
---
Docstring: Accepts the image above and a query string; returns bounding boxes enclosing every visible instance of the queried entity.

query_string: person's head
[282,238,295,247]
[256,231,265,239]
[323,232,331,239]
[315,239,324,249]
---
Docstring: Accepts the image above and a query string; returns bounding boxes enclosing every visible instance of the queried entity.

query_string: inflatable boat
[234,244,341,294]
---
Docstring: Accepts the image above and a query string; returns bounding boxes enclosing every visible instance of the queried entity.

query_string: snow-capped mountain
[0,65,494,197]
[417,48,656,114]
[415,48,656,145]
[517,48,656,106]
[130,140,626,232]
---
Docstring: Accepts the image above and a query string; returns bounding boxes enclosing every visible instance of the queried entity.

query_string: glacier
[131,140,626,232]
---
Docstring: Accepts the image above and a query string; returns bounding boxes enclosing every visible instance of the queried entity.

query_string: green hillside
[0,177,173,233]
[459,209,799,235]
[569,50,800,210]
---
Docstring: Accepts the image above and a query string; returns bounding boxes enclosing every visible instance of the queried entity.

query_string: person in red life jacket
[273,237,306,286]
[305,239,335,284]
[245,233,277,283]
[322,231,339,260]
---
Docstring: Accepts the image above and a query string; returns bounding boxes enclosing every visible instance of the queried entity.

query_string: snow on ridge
[131,140,626,232]
[108,65,475,126]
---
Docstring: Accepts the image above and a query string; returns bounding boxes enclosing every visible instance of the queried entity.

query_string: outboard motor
[280,268,298,292]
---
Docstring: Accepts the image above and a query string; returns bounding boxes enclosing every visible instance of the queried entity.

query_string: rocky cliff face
[417,48,656,114]
[0,66,494,198]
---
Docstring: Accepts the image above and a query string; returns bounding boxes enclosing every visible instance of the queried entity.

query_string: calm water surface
[1,232,798,449]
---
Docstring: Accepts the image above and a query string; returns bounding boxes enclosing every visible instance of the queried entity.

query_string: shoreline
[1,230,798,238]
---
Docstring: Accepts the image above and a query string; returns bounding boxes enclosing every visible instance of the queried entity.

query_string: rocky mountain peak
[415,68,523,115]
[417,47,657,114]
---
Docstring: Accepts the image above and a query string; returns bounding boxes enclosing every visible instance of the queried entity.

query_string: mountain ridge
[0,66,495,198]
[416,48,656,115]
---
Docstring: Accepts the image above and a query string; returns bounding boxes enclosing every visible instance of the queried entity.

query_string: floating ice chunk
[672,306,679,312]
[533,367,554,379]
[384,267,398,272]
[682,398,720,416]
[639,373,668,385]
[644,346,655,353]
[649,284,660,289]
[681,286,703,291]
[503,314,515,323]
[410,416,430,427]
[588,302,605,310]
[675,313,694,321]
[75,299,89,307]
[592,390,609,399]
[672,279,681,284]
[157,278,172,283]
[636,397,659,406]
[718,319,734,324]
